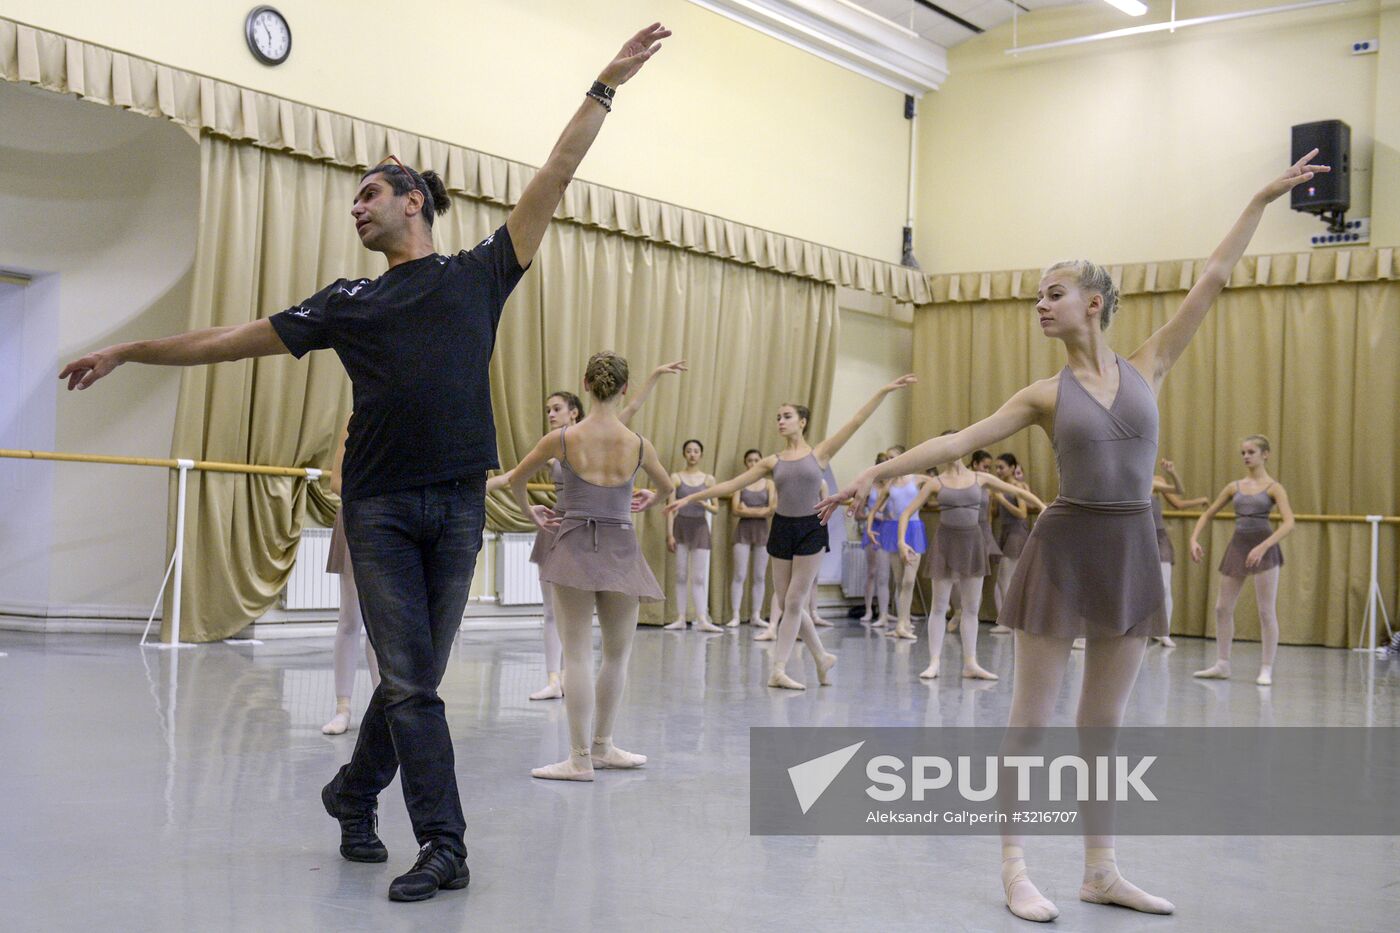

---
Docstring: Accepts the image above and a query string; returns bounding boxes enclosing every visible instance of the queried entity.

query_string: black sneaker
[321,774,388,863]
[388,842,470,902]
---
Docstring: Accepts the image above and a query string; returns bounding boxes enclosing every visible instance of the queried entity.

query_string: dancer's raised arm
[664,457,775,514]
[506,23,670,267]
[812,375,917,464]
[1132,151,1329,387]
[619,359,687,425]
[818,381,1052,522]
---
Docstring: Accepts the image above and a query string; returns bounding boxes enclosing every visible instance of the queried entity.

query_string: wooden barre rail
[0,448,557,489]
[1162,510,1400,525]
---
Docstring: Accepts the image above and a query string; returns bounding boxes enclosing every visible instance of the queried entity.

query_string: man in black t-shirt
[60,23,671,903]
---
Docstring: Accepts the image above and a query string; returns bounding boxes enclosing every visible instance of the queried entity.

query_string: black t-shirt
[270,224,527,502]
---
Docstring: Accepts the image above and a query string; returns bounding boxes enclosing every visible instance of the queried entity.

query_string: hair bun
[421,170,451,217]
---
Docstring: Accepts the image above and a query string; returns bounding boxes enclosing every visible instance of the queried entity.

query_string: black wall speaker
[1290,120,1350,215]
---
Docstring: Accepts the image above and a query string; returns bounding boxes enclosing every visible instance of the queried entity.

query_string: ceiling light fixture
[1102,0,1149,15]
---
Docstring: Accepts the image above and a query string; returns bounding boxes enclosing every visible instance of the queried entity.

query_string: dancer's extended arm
[1132,151,1329,387]
[977,473,1047,513]
[60,318,289,391]
[812,375,917,465]
[506,23,670,267]
[817,380,1053,522]
[510,431,565,531]
[664,457,775,514]
[619,360,687,426]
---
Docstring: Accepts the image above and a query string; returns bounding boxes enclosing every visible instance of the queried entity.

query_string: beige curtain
[0,16,927,304]
[167,135,837,640]
[911,281,1400,648]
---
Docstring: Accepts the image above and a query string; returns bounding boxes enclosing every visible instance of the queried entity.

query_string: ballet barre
[1163,508,1397,654]
[0,448,551,648]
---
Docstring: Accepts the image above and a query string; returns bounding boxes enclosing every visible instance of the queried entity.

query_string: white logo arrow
[788,741,865,814]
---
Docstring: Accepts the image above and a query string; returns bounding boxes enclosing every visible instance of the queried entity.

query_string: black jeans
[333,475,485,858]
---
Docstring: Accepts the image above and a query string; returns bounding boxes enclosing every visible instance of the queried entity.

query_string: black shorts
[766,513,830,561]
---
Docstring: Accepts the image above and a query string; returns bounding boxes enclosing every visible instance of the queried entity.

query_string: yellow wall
[915,0,1396,273]
[0,0,910,262]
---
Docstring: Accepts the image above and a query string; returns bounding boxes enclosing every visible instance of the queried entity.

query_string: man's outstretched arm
[505,22,670,268]
[59,318,290,390]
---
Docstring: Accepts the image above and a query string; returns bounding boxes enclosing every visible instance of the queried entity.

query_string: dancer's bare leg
[1195,573,1245,678]
[955,576,997,680]
[918,578,954,678]
[530,582,565,700]
[1077,635,1172,914]
[1154,562,1176,647]
[691,548,722,631]
[891,550,920,639]
[991,557,1018,634]
[665,544,692,630]
[729,542,751,627]
[999,631,1074,921]
[1252,566,1280,685]
[533,585,597,781]
[750,548,769,627]
[589,590,647,768]
[768,555,829,689]
[323,566,366,735]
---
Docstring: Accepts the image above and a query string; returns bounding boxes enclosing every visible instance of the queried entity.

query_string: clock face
[246,6,291,65]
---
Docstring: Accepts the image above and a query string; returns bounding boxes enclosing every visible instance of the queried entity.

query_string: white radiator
[497,533,543,606]
[841,540,868,598]
[283,527,341,610]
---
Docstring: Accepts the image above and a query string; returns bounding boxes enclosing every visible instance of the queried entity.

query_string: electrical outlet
[1350,38,1379,55]
[1309,217,1369,249]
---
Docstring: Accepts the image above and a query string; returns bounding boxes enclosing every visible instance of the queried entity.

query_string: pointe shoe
[1003,860,1059,922]
[321,711,352,735]
[990,624,1012,634]
[591,740,647,769]
[696,619,724,633]
[768,666,806,690]
[529,673,564,701]
[1256,667,1273,686]
[1193,661,1231,679]
[725,617,740,628]
[815,653,837,686]
[531,753,595,782]
[1155,635,1176,647]
[918,659,940,680]
[754,627,776,641]
[1079,868,1175,915]
[963,664,999,681]
[664,619,687,631]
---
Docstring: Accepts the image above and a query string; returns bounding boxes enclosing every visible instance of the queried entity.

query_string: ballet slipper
[894,622,917,640]
[1072,638,1086,650]
[871,616,889,628]
[815,653,837,686]
[918,658,940,679]
[1002,848,1059,922]
[725,617,741,628]
[947,618,960,633]
[963,663,999,681]
[321,710,352,735]
[754,628,777,642]
[591,738,647,769]
[529,672,563,701]
[696,619,724,633]
[663,619,687,631]
[859,611,874,622]
[990,624,1012,634]
[813,616,834,628]
[1155,635,1176,647]
[531,750,595,782]
[768,665,806,690]
[1255,666,1273,686]
[1080,850,1174,914]
[1193,660,1231,679]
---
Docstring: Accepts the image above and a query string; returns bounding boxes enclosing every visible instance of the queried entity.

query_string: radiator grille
[497,533,543,606]
[282,527,340,610]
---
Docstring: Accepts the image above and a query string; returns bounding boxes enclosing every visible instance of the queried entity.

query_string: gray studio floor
[1,618,1396,932]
